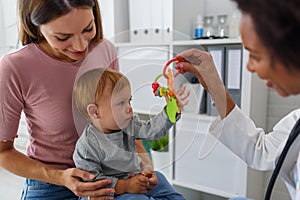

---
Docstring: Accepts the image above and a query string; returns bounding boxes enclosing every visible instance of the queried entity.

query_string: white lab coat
[209,106,300,200]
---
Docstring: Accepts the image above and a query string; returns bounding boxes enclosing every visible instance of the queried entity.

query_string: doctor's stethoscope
[264,118,300,200]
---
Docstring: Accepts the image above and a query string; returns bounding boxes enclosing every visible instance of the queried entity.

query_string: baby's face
[96,85,133,133]
[110,85,133,129]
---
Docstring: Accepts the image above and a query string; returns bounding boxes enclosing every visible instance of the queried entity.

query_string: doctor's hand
[176,48,222,91]
[62,168,115,200]
[176,48,235,118]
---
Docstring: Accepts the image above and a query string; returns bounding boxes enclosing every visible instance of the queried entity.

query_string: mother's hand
[62,168,115,199]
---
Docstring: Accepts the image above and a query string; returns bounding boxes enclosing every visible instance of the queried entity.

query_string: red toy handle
[152,56,187,98]
[162,56,185,79]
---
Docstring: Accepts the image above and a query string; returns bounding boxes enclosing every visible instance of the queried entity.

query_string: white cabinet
[106,0,268,199]
[117,45,169,114]
[100,0,239,43]
[100,0,205,43]
[173,114,248,197]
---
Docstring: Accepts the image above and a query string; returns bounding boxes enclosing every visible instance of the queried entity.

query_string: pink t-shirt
[0,39,119,169]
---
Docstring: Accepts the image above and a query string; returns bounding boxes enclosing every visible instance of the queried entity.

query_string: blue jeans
[21,179,78,200]
[113,171,185,200]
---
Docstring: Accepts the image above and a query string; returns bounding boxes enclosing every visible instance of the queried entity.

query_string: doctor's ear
[87,104,100,119]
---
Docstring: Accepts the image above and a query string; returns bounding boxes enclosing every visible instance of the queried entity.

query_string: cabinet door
[118,46,169,114]
[174,115,247,197]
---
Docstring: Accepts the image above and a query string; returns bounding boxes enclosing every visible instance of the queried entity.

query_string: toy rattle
[151,56,185,123]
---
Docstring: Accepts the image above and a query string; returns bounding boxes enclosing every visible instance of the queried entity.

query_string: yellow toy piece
[159,88,167,96]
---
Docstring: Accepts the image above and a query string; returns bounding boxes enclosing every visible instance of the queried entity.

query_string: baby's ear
[87,104,100,119]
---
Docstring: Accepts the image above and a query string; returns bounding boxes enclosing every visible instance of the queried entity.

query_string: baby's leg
[114,193,151,200]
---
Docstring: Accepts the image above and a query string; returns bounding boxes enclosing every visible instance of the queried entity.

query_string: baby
[73,68,186,199]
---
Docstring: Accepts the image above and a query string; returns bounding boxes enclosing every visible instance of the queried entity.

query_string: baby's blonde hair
[74,68,130,119]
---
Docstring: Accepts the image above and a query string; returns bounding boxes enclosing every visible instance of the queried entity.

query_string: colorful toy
[152,56,185,123]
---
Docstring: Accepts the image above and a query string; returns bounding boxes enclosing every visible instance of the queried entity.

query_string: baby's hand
[125,174,149,194]
[175,84,190,109]
[143,171,158,190]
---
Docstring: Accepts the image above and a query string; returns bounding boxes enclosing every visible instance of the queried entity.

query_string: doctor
[176,0,300,199]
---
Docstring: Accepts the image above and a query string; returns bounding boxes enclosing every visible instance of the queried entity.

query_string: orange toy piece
[168,68,175,97]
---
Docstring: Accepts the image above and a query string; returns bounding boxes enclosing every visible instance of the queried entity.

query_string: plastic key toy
[152,56,185,123]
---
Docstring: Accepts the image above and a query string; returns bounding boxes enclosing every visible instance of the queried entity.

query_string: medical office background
[1,0,300,200]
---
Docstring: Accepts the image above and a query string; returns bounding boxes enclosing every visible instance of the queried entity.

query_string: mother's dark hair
[233,0,300,71]
[18,0,103,45]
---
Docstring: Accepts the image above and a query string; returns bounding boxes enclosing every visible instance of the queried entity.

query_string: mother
[0,1,156,199]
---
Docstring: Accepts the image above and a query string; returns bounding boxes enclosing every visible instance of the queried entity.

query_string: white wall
[0,0,5,46]
[204,0,238,23]
[0,0,7,56]
[0,0,18,56]
[98,0,115,40]
[204,0,237,16]
[0,0,27,150]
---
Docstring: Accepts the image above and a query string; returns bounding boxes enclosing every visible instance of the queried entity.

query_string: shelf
[115,42,170,48]
[114,38,242,48]
[171,38,242,46]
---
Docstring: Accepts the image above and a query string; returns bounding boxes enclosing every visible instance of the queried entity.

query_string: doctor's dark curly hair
[233,0,300,71]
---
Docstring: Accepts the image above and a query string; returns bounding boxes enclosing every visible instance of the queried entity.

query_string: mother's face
[39,7,96,62]
[240,14,300,96]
